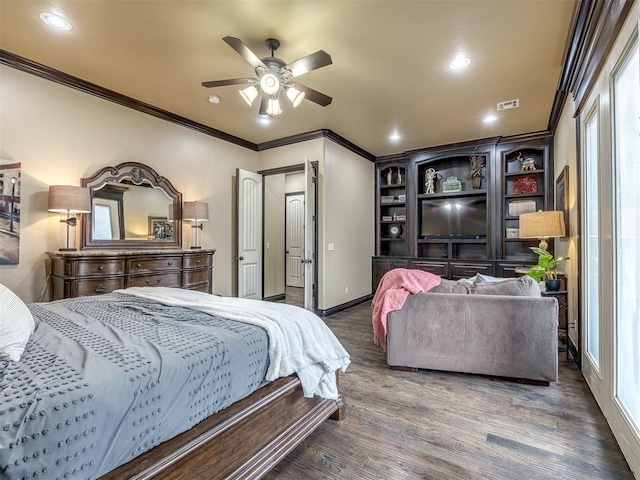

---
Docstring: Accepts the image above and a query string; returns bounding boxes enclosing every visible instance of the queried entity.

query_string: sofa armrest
[387,293,558,382]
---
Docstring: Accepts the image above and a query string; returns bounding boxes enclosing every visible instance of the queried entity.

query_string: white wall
[553,95,579,349]
[0,66,257,302]
[321,140,375,309]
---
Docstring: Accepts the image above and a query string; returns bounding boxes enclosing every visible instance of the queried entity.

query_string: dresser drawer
[409,261,448,277]
[127,272,182,288]
[451,264,492,279]
[184,254,211,269]
[129,256,182,273]
[76,259,126,277]
[182,268,210,287]
[76,278,125,297]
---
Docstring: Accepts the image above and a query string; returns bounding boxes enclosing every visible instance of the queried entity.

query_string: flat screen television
[420,198,487,238]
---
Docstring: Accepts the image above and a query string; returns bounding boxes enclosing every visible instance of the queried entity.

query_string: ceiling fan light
[286,87,305,107]
[266,97,282,116]
[260,73,280,95]
[239,86,258,106]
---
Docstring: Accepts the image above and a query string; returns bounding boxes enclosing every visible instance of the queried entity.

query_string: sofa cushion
[469,276,541,297]
[474,273,509,284]
[428,278,471,294]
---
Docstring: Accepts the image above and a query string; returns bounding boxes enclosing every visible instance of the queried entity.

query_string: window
[584,107,600,368]
[613,40,640,429]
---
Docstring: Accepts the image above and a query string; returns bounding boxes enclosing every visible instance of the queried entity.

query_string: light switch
[266,242,270,249]
[328,243,335,251]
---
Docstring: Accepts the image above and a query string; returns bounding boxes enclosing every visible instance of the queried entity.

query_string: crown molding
[0,49,257,151]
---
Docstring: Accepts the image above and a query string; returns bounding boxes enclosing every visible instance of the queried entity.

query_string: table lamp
[48,185,91,251]
[183,201,208,249]
[519,210,566,250]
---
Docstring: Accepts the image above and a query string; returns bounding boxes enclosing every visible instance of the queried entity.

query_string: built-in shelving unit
[372,135,554,291]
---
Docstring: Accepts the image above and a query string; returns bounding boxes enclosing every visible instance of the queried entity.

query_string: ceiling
[0,1,577,158]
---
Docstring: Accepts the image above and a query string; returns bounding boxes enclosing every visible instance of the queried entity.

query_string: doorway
[260,163,317,311]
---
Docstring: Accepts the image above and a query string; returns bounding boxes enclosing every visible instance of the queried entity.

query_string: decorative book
[513,176,537,194]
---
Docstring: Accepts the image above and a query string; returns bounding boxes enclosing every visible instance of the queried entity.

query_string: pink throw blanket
[372,268,441,351]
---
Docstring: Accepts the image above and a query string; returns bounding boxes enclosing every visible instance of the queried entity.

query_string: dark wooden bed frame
[101,374,345,479]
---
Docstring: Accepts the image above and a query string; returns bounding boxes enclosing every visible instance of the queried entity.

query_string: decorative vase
[545,279,561,292]
[472,175,482,189]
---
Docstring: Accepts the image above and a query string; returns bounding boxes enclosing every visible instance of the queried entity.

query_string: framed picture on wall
[148,216,174,240]
[555,165,569,235]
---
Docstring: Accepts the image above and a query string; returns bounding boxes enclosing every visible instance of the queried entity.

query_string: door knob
[238,256,244,261]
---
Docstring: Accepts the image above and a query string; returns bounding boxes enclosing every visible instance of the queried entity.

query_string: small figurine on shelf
[518,152,537,172]
[396,167,403,185]
[386,168,393,185]
[425,168,438,194]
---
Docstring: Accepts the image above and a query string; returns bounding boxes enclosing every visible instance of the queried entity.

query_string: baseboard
[568,338,581,370]
[263,293,286,302]
[317,294,372,317]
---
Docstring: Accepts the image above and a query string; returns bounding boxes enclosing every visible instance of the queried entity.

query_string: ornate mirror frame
[81,162,182,250]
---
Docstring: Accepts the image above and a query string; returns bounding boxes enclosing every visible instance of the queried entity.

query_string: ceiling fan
[202,36,332,117]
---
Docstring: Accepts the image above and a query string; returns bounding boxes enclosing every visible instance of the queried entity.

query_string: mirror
[81,162,182,249]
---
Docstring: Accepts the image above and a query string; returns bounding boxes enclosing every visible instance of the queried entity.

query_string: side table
[542,290,569,360]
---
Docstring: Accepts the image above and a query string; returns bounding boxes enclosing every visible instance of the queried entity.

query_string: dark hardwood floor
[264,300,633,480]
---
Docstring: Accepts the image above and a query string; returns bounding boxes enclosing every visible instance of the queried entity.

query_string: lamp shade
[183,201,209,221]
[519,210,566,239]
[286,86,305,107]
[239,86,259,106]
[48,185,91,213]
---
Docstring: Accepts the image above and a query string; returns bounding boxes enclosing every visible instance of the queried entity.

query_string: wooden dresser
[47,249,215,300]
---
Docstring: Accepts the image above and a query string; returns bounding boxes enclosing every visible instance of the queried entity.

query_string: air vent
[497,99,519,111]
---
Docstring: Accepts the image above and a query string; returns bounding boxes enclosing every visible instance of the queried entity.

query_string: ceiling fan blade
[201,77,257,88]
[223,36,267,69]
[291,82,332,107]
[258,93,269,116]
[286,50,332,77]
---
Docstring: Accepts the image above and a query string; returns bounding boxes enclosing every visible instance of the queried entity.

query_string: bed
[0,285,349,480]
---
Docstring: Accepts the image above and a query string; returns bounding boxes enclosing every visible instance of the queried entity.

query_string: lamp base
[59,247,78,252]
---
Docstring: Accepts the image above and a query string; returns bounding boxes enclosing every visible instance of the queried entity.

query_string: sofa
[386,275,558,383]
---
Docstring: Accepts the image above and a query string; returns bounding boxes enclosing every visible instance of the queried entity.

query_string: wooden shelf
[417,189,486,200]
[505,169,545,177]
[504,193,544,199]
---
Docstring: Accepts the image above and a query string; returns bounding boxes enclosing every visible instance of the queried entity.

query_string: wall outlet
[266,242,270,250]
[328,243,335,251]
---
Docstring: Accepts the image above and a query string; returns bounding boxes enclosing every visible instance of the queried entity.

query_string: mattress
[0,293,270,480]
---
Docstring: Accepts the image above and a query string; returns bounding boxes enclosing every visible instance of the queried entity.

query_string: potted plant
[465,150,486,189]
[525,247,569,291]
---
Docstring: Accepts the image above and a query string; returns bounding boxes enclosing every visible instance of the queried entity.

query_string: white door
[285,193,305,288]
[237,169,263,299]
[303,160,316,311]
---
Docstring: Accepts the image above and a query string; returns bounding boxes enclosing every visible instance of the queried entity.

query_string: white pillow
[0,283,35,362]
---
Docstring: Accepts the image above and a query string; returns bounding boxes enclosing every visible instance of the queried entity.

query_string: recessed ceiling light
[483,115,497,123]
[257,115,272,125]
[39,12,73,31]
[208,94,220,104]
[389,131,401,142]
[448,56,471,70]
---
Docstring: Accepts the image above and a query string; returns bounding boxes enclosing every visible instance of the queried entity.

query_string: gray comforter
[0,293,270,480]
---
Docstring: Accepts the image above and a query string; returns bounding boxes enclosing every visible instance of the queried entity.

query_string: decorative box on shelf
[508,199,537,216]
[396,214,406,221]
[506,228,520,238]
[398,194,406,202]
[382,215,393,222]
[380,195,395,204]
[442,176,462,193]
[513,176,537,194]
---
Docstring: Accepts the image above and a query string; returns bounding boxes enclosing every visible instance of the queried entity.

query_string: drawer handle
[95,283,105,293]
[98,265,104,271]
[136,263,142,268]
[464,270,478,274]
[146,279,161,286]
[196,259,201,264]
[167,261,173,266]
